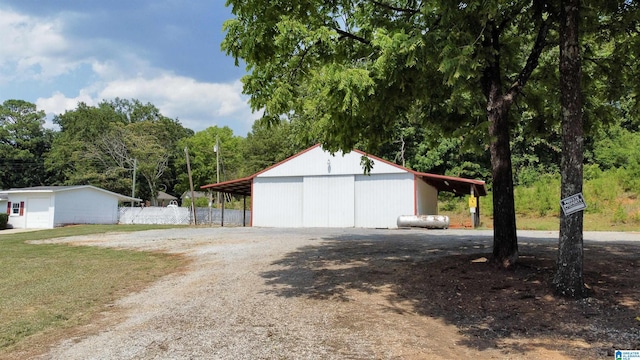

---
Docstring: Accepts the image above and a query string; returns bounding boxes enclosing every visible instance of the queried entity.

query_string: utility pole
[131,158,137,208]
[214,135,220,208]
[184,147,197,225]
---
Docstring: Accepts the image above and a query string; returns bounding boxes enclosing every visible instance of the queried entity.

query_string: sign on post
[560,192,587,216]
[469,196,477,209]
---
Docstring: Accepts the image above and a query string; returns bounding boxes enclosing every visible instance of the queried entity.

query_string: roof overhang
[200,175,253,196]
[414,172,487,197]
[3,186,142,203]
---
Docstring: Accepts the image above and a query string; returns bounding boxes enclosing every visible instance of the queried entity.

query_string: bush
[583,164,602,180]
[612,204,628,224]
[0,213,7,230]
[514,174,560,217]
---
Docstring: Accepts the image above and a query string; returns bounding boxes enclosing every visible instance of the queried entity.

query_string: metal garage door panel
[253,177,303,227]
[26,197,51,228]
[303,176,354,227]
[355,173,414,228]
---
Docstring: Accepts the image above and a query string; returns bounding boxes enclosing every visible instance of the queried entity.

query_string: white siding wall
[354,173,415,228]
[53,188,119,226]
[6,197,26,229]
[415,178,438,215]
[259,146,405,178]
[303,175,355,227]
[252,177,303,227]
[252,147,435,229]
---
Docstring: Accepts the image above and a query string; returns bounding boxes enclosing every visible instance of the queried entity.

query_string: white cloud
[100,74,257,132]
[0,6,257,135]
[36,90,95,116]
[0,9,84,82]
[34,74,258,134]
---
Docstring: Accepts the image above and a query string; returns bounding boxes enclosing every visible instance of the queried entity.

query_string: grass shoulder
[0,224,189,357]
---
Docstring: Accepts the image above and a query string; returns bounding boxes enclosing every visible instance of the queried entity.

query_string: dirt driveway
[16,228,640,359]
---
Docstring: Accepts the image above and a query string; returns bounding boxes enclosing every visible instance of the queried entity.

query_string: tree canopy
[175,126,245,198]
[0,100,54,189]
[46,99,193,204]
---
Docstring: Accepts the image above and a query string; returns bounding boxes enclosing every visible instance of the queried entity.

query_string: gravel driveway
[27,228,640,359]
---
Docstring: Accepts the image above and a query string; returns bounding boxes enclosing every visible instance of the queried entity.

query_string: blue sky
[0,0,257,135]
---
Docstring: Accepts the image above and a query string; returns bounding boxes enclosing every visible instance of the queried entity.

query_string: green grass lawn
[0,225,188,354]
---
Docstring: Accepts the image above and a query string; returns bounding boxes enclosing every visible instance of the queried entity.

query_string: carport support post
[243,195,246,227]
[220,192,224,227]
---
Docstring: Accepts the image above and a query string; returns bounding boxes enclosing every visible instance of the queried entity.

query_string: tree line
[2,96,636,202]
[0,98,309,205]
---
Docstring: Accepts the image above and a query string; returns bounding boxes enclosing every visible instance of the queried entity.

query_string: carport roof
[201,145,487,197]
[201,176,254,196]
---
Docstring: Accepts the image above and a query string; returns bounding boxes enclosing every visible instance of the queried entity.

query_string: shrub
[0,213,7,230]
[612,204,628,224]
[514,174,559,217]
[583,163,602,180]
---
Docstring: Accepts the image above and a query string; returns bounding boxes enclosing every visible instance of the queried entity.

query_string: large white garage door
[26,197,51,228]
[303,175,355,227]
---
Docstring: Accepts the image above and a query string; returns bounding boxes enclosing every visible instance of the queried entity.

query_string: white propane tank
[397,215,450,229]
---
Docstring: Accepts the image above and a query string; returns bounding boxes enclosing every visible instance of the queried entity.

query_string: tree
[175,126,244,199]
[92,122,175,206]
[551,0,640,297]
[47,99,192,203]
[223,0,555,266]
[242,120,310,175]
[0,100,54,189]
[46,102,127,192]
[553,0,585,298]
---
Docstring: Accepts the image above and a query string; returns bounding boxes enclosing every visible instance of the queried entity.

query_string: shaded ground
[3,228,639,359]
[262,232,640,358]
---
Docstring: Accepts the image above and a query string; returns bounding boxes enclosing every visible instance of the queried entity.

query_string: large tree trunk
[479,15,550,268]
[483,36,519,268]
[486,92,519,268]
[553,0,586,298]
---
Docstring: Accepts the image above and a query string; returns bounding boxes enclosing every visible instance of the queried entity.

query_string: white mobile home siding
[53,188,119,226]
[252,177,303,227]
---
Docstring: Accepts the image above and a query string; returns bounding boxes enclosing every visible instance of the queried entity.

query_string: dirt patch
[3,228,640,359]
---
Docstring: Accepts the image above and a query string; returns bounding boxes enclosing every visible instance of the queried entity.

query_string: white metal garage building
[202,145,486,229]
[4,185,140,229]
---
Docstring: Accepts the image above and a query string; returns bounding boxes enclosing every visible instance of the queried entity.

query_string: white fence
[119,207,251,226]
